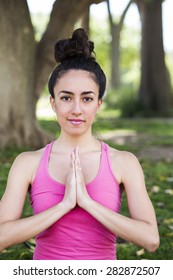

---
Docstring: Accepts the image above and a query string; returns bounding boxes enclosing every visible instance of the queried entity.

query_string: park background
[0,0,173,259]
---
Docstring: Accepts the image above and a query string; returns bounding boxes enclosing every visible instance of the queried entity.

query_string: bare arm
[0,201,72,251]
[75,149,160,252]
[0,151,76,251]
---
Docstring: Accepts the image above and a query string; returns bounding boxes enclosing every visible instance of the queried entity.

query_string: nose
[72,100,82,116]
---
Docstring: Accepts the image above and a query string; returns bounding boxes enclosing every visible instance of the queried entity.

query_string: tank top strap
[100,141,115,180]
[40,141,54,168]
[32,141,54,185]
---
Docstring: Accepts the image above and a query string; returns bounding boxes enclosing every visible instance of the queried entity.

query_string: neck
[55,131,99,152]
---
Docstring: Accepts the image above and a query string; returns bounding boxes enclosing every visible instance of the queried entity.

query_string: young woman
[0,28,159,260]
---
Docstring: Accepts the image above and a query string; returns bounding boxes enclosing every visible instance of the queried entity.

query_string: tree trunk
[34,0,104,102]
[136,0,173,114]
[106,0,133,89]
[110,25,121,88]
[0,0,52,148]
[81,5,90,35]
[0,0,103,149]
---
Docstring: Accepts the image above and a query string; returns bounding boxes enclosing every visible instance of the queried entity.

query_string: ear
[97,99,103,112]
[50,96,55,112]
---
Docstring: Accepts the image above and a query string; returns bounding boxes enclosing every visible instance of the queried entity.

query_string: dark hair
[48,28,106,99]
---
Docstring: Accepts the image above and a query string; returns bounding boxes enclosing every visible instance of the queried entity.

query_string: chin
[66,128,89,137]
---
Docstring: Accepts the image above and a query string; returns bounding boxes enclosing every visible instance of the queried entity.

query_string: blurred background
[0,0,173,260]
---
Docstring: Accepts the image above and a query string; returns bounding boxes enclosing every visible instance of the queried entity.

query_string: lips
[68,119,85,125]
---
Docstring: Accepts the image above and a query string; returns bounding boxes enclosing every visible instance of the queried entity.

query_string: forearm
[82,199,159,252]
[0,201,71,251]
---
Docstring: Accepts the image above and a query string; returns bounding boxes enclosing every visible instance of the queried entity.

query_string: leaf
[151,185,160,193]
[159,176,167,181]
[168,225,173,230]
[136,248,145,256]
[163,218,173,224]
[167,177,173,182]
[165,189,173,195]
[157,202,164,208]
[165,232,173,237]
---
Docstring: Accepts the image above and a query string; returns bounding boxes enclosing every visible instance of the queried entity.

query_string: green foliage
[165,53,173,88]
[90,18,111,79]
[90,14,141,86]
[104,84,141,117]
[120,24,141,81]
[90,15,144,117]
[105,83,173,118]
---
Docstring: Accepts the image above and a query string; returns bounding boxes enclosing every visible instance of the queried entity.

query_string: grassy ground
[0,114,173,260]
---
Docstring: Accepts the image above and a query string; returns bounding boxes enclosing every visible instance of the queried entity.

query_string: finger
[70,148,75,163]
[68,150,75,182]
[68,152,76,185]
[71,150,76,172]
[73,147,79,171]
[75,147,81,168]
[74,146,79,161]
[76,156,82,173]
[76,160,82,181]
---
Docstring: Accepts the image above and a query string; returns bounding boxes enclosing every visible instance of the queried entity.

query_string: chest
[48,151,101,185]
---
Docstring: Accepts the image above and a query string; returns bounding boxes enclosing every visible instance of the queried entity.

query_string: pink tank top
[30,141,122,260]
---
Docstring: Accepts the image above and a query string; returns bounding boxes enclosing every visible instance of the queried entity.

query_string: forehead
[55,70,98,90]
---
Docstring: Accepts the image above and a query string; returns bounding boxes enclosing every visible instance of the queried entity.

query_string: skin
[0,70,159,253]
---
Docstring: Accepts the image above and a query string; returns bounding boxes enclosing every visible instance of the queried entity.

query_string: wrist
[78,196,94,211]
[59,200,76,213]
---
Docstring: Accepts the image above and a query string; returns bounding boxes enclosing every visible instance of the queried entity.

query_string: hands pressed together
[63,147,91,210]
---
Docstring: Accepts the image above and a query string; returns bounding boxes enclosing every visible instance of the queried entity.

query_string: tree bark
[136,0,173,114]
[0,0,103,149]
[81,5,90,35]
[0,0,52,148]
[106,0,133,88]
[34,0,103,102]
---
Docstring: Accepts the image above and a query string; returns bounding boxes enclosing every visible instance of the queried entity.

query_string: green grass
[0,113,173,259]
[117,160,173,260]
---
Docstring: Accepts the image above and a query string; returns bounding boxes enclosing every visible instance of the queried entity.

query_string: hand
[74,147,92,209]
[62,148,77,210]
[63,147,92,210]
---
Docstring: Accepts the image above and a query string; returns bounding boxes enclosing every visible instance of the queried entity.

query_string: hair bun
[54,28,95,63]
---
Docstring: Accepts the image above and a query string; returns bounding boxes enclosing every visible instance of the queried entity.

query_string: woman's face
[50,70,102,137]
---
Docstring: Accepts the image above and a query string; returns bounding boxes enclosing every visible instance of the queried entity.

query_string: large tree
[106,0,133,88]
[135,0,173,114]
[0,0,103,149]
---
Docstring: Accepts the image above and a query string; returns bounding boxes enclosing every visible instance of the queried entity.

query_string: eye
[61,96,71,101]
[83,97,93,102]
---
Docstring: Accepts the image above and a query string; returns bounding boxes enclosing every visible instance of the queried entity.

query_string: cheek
[56,104,68,115]
[86,107,98,121]
[90,103,100,114]
[55,107,67,124]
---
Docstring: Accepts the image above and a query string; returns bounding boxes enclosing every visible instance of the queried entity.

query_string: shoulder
[107,145,143,184]
[9,147,46,184]
[108,145,140,167]
[14,148,45,167]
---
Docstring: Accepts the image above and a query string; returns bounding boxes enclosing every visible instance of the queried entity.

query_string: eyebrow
[58,90,96,95]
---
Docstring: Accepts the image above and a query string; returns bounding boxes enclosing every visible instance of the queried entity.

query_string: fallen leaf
[151,186,160,193]
[165,232,173,237]
[159,176,166,181]
[167,177,173,182]
[136,248,145,256]
[168,225,173,230]
[157,202,164,208]
[163,218,173,224]
[165,189,173,195]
